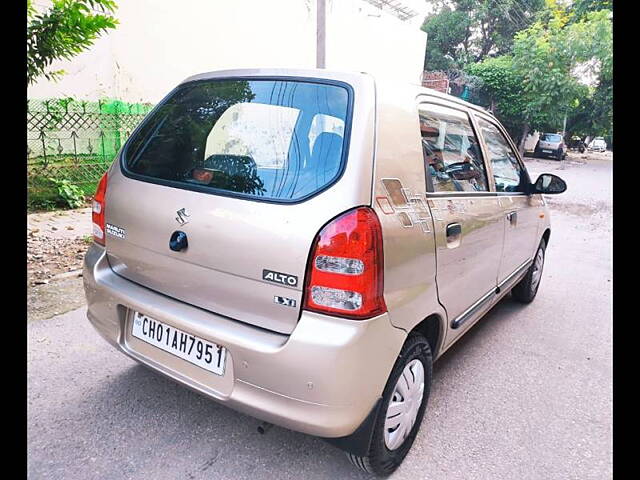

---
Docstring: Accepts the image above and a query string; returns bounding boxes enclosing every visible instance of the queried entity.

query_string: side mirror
[531,173,567,194]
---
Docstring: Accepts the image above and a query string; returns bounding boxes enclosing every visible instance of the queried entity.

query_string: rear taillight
[303,207,387,319]
[92,172,108,246]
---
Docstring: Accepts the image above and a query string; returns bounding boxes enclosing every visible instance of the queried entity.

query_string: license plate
[131,311,226,376]
[542,149,552,153]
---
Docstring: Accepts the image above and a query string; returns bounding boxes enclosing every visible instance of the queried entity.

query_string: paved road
[27,157,612,479]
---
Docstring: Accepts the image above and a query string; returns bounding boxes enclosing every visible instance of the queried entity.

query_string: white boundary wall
[28,0,428,103]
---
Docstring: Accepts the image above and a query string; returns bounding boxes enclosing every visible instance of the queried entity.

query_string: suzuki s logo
[175,208,190,226]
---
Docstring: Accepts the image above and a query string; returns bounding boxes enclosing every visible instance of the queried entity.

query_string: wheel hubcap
[384,359,424,451]
[531,248,544,292]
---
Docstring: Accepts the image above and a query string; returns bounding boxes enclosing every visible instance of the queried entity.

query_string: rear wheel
[347,334,432,476]
[512,239,546,303]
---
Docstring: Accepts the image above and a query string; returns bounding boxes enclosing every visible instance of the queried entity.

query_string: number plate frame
[130,311,226,376]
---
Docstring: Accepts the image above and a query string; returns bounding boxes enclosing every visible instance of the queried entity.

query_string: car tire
[512,239,546,303]
[347,334,432,477]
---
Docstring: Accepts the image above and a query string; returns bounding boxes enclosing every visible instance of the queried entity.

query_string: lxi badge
[274,296,296,308]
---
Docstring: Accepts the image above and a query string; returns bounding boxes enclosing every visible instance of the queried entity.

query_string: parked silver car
[83,68,566,476]
[588,136,607,152]
[535,132,566,160]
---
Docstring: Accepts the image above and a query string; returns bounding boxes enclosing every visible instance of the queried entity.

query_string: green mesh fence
[27,98,154,208]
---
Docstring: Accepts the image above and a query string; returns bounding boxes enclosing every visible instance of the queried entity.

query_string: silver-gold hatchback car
[83,68,566,476]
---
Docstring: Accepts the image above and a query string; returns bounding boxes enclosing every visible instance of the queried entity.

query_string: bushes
[28,176,95,212]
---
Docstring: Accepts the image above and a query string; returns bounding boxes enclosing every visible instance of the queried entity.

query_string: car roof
[180,68,497,120]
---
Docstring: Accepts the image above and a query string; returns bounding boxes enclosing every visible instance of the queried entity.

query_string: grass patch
[28,177,96,212]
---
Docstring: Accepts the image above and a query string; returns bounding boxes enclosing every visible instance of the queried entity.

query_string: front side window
[124,79,350,202]
[419,104,488,193]
[477,118,525,193]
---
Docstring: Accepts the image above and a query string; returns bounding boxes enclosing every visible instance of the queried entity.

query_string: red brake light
[92,172,108,246]
[303,207,387,319]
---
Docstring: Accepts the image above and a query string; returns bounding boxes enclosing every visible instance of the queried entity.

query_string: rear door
[103,76,371,335]
[475,115,539,285]
[418,101,504,337]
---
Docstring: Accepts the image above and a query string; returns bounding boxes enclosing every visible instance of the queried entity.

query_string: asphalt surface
[27,156,612,479]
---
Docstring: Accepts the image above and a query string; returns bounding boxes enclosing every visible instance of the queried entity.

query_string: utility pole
[316,0,326,68]
[561,112,568,170]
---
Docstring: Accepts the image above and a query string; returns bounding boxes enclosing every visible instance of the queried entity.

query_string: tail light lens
[92,172,108,246]
[303,207,387,319]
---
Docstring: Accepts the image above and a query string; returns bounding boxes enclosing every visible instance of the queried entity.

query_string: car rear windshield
[123,79,351,202]
[541,133,562,142]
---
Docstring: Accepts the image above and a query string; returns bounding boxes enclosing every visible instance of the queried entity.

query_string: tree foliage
[462,0,612,149]
[27,0,119,85]
[422,0,545,70]
[571,0,612,21]
[465,57,528,138]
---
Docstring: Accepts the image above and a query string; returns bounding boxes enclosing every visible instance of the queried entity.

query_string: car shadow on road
[431,293,524,382]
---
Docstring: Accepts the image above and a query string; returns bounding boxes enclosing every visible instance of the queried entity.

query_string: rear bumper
[83,244,406,439]
[535,147,562,157]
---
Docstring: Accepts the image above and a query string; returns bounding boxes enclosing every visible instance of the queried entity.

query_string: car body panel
[84,68,553,443]
[104,70,376,335]
[84,242,407,437]
[370,81,443,344]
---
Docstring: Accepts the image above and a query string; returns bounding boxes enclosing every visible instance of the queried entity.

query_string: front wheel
[347,334,432,477]
[512,239,546,303]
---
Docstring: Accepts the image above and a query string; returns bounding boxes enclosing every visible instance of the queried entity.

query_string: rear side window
[123,79,351,202]
[419,104,488,193]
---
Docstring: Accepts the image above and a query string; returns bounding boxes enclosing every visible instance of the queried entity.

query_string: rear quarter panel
[372,82,444,344]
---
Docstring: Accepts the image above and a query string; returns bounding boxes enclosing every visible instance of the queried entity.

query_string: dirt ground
[27,207,92,321]
[26,149,612,322]
[27,208,92,284]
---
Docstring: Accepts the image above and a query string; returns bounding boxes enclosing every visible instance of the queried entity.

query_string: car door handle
[446,223,461,237]
[506,211,517,225]
[446,223,462,248]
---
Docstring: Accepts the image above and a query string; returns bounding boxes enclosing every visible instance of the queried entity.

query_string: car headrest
[311,133,343,164]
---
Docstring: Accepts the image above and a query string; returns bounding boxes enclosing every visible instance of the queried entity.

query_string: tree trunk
[518,122,530,157]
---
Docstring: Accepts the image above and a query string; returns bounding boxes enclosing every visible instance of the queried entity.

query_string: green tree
[563,8,613,141]
[422,7,472,70]
[27,0,118,85]
[465,56,529,139]
[422,0,545,70]
[467,1,612,153]
[571,0,612,21]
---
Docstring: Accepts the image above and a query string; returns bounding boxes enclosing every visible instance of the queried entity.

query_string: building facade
[28,0,428,103]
